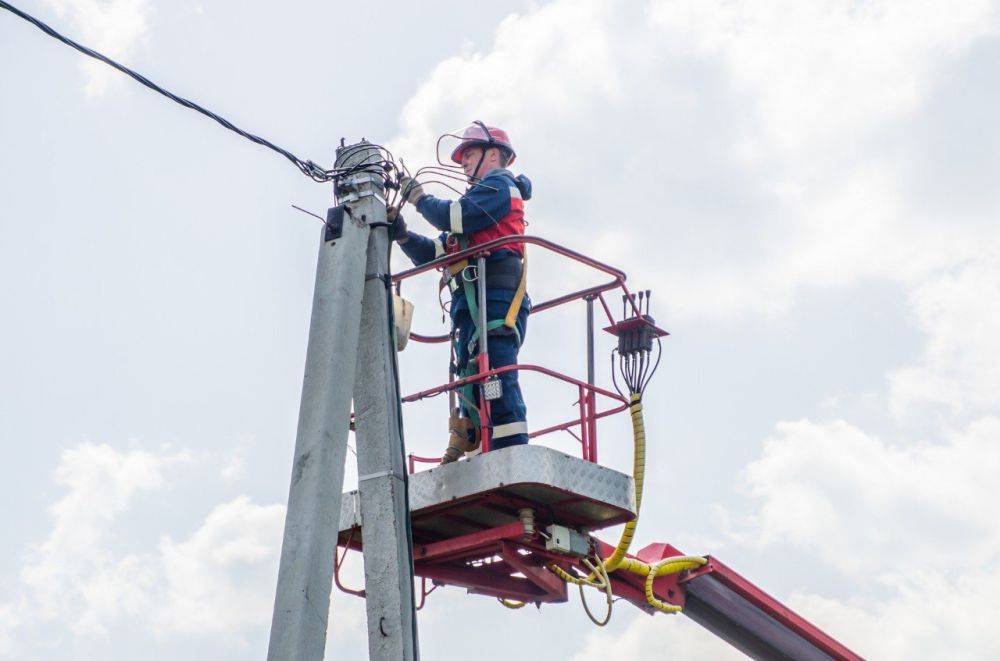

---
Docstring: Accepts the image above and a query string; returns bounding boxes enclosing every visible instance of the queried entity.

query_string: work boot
[442,414,479,464]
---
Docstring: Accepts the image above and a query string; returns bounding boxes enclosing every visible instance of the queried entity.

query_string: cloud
[20,442,190,634]
[569,611,744,660]
[649,1,996,156]
[41,0,152,97]
[155,496,284,638]
[220,445,246,484]
[726,253,1000,658]
[742,415,1000,573]
[4,442,285,655]
[0,600,22,656]
[889,257,1000,422]
[788,571,1000,660]
[391,0,999,321]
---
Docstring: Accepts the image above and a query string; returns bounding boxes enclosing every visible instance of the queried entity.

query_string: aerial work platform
[328,232,863,659]
[337,445,634,605]
[336,446,861,660]
[339,445,635,541]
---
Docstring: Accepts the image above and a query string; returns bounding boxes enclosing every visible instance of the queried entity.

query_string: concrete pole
[352,148,419,660]
[266,142,374,661]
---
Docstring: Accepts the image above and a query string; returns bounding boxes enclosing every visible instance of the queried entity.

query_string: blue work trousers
[454,301,529,449]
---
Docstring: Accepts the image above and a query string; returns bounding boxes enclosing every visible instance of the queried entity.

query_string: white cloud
[742,415,1000,573]
[220,445,246,484]
[20,442,190,634]
[728,415,1000,658]
[570,611,744,661]
[41,0,152,97]
[4,442,285,654]
[728,253,1000,658]
[156,496,284,638]
[0,600,22,656]
[649,1,996,156]
[391,0,999,321]
[889,257,1000,421]
[788,570,1000,660]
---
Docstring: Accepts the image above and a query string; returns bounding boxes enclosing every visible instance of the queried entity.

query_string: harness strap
[504,246,527,329]
[463,276,521,350]
[450,233,528,434]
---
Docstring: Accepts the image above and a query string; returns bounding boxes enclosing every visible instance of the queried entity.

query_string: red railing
[393,235,643,467]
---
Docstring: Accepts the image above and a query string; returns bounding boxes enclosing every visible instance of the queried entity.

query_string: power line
[0,0,359,183]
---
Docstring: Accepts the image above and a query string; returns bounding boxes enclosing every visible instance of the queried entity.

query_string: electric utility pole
[267,141,418,661]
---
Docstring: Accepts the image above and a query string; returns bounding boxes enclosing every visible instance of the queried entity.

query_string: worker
[389,122,531,463]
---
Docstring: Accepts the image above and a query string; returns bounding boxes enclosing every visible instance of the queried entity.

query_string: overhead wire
[0,0,390,183]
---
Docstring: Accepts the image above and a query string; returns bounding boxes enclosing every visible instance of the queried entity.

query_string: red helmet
[450,121,516,165]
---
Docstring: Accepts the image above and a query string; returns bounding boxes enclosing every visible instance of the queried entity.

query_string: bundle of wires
[546,301,707,623]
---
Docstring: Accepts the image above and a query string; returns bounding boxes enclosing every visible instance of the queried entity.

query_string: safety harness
[444,234,528,433]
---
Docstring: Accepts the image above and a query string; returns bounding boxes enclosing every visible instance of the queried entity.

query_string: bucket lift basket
[336,235,862,660]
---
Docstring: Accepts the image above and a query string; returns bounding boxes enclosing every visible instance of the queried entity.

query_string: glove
[387,206,408,242]
[399,176,425,205]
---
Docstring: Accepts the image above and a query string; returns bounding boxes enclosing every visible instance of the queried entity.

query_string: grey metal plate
[338,445,635,544]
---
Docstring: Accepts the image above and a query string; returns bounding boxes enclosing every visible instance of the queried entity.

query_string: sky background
[2,0,1000,658]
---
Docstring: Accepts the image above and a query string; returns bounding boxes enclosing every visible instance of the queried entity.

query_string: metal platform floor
[337,444,635,547]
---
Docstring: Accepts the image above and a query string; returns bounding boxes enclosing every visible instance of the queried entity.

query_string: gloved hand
[387,206,408,242]
[399,176,425,205]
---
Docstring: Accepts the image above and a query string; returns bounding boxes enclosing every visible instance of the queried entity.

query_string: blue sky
[2,1,1000,658]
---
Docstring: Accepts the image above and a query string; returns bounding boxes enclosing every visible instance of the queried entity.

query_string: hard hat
[450,121,516,165]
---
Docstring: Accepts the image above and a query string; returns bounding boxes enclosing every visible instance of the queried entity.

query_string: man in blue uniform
[389,122,531,463]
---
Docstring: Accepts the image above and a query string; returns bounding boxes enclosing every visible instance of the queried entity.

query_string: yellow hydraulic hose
[549,394,646,584]
[546,394,708,618]
[643,556,706,613]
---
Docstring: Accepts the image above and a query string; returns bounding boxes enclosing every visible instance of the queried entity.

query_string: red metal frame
[393,235,642,333]
[403,364,628,464]
[334,236,863,659]
[393,235,641,462]
[336,519,861,660]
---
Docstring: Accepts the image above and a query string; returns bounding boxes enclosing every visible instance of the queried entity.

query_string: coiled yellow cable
[643,556,707,613]
[549,394,645,585]
[546,395,708,618]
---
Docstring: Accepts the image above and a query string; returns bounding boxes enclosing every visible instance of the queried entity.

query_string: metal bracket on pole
[325,206,346,242]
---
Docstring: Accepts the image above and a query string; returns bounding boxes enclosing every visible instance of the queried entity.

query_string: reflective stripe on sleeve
[492,421,528,438]
[450,201,463,234]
